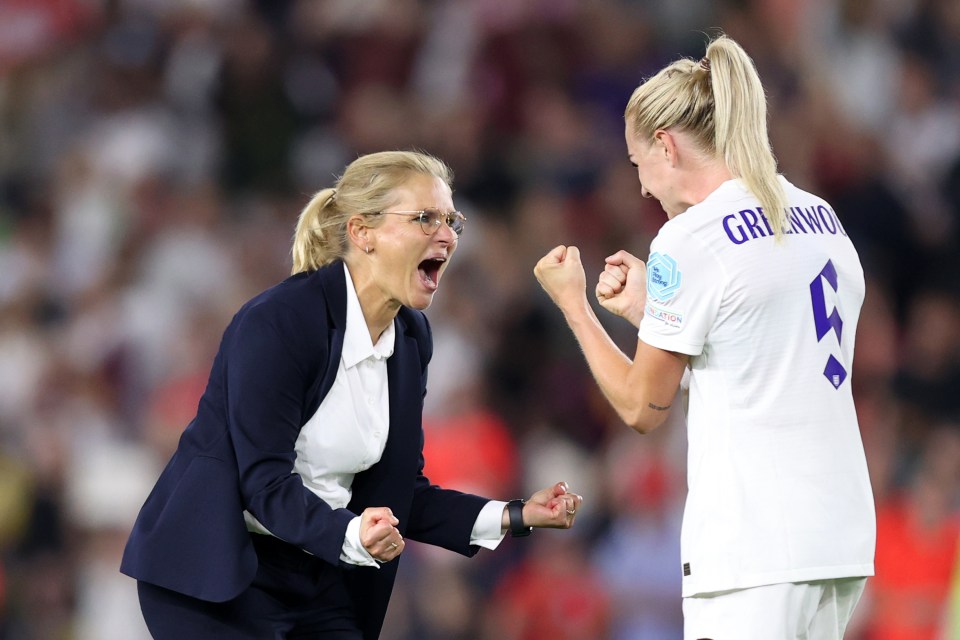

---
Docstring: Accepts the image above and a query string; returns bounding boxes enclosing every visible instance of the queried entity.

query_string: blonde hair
[624,35,787,237]
[291,150,454,274]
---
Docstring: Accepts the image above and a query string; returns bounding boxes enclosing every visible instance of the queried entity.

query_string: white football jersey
[638,177,875,597]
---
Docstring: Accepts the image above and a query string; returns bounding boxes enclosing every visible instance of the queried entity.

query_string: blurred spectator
[483,535,611,640]
[422,408,519,499]
[592,428,685,639]
[863,429,960,640]
[892,288,960,435]
[0,0,98,74]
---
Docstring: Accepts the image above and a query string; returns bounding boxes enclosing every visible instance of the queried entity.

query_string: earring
[365,245,371,254]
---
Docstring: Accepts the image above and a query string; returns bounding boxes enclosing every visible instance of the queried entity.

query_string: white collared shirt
[246,264,506,566]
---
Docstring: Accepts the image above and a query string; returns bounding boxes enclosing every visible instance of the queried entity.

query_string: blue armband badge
[647,252,682,302]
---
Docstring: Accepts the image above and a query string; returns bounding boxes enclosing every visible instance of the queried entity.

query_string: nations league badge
[647,252,682,302]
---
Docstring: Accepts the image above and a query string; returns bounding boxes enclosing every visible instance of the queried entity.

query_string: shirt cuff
[470,500,508,550]
[340,516,380,568]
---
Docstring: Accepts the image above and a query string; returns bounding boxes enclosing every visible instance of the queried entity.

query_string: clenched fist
[534,245,588,314]
[595,250,648,327]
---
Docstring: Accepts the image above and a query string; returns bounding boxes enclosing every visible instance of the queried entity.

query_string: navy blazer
[121,261,489,639]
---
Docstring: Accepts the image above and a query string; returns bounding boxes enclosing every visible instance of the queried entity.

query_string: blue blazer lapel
[304,263,348,420]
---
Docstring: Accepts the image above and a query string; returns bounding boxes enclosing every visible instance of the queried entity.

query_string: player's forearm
[561,301,650,430]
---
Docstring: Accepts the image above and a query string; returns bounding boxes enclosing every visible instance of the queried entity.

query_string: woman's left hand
[522,482,583,529]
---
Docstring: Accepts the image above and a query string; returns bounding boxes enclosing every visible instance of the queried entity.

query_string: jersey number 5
[810,260,847,389]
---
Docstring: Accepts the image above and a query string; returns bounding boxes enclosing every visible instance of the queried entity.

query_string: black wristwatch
[507,499,532,537]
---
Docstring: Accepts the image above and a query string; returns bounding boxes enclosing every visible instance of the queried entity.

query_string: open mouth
[418,257,445,290]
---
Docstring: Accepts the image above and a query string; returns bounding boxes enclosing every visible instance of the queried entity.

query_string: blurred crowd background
[0,0,958,638]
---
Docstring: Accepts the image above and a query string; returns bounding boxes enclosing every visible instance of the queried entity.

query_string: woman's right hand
[359,507,405,562]
[534,245,589,316]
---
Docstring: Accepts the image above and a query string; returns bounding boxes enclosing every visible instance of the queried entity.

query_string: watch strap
[507,499,532,537]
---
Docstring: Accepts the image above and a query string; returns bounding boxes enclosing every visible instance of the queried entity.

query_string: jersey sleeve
[638,223,725,356]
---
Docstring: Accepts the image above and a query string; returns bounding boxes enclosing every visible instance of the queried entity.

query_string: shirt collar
[341,263,396,368]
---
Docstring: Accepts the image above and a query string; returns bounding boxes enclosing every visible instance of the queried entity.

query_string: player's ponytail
[624,34,787,239]
[706,36,787,238]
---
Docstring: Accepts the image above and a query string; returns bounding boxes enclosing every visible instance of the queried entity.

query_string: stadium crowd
[0,0,958,638]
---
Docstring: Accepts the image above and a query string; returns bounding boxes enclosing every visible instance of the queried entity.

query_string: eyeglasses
[374,209,466,236]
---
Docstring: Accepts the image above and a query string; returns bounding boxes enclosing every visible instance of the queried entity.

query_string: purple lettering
[800,207,823,233]
[757,207,775,235]
[788,208,808,233]
[829,207,848,237]
[817,205,837,234]
[723,213,749,245]
[738,209,767,239]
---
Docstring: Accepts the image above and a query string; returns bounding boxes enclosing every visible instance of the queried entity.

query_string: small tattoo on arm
[648,402,671,411]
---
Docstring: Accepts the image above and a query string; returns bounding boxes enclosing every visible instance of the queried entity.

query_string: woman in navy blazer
[121,151,582,639]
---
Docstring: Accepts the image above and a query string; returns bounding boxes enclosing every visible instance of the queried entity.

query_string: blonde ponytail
[291,189,340,274]
[706,37,787,238]
[625,34,788,239]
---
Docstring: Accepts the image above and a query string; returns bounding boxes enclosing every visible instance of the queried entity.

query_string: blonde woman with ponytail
[123,150,582,640]
[536,35,874,639]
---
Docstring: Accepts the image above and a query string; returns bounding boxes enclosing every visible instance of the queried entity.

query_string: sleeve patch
[647,252,682,302]
[645,301,684,328]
